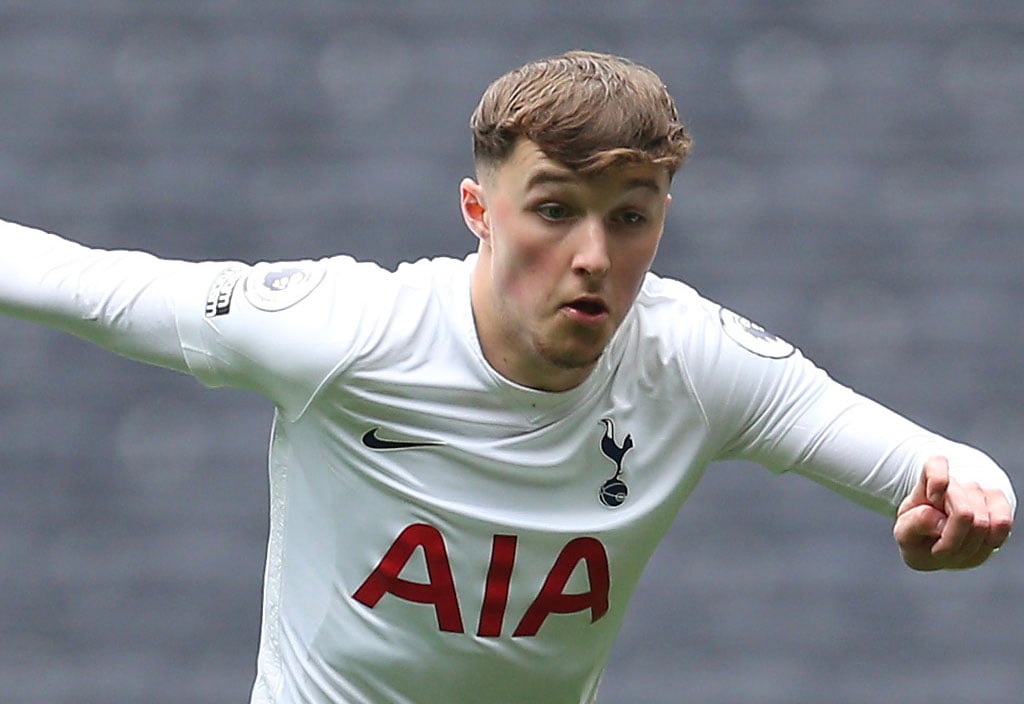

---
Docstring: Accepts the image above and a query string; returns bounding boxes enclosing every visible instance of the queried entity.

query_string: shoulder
[224,253,469,314]
[390,255,473,301]
[632,271,796,362]
[616,271,805,414]
[634,271,711,324]
[627,272,721,364]
[181,253,473,414]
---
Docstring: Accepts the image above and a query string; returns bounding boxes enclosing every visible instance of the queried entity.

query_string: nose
[571,217,611,279]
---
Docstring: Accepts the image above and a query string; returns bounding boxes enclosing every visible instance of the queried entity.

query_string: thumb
[894,503,947,544]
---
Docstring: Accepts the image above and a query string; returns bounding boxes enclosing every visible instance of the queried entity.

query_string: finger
[982,488,1014,549]
[923,455,950,508]
[931,478,976,556]
[896,458,942,517]
[951,543,996,570]
[943,481,990,558]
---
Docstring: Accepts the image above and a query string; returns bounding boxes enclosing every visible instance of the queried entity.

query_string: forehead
[493,139,669,195]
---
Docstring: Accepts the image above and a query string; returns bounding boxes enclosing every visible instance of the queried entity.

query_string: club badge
[598,418,633,508]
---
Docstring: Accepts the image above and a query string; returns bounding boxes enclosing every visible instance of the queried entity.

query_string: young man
[0,51,1015,703]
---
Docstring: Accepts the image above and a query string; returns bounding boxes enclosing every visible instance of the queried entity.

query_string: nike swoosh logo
[361,427,445,451]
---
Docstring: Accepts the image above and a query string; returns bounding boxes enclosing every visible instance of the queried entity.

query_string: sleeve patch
[243,260,326,312]
[204,266,246,318]
[718,307,795,359]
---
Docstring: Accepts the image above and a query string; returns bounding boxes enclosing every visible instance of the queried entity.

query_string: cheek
[490,208,560,294]
[612,238,660,298]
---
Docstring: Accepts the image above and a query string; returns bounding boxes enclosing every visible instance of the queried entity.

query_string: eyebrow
[525,168,664,194]
[524,169,576,191]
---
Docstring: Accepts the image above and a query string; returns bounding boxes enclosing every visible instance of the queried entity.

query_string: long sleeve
[669,294,1017,516]
[0,218,228,373]
[0,217,397,419]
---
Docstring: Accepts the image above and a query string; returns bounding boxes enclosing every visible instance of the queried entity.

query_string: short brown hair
[471,50,691,177]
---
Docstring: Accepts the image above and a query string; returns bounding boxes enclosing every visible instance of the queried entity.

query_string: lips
[562,295,610,325]
[568,297,607,315]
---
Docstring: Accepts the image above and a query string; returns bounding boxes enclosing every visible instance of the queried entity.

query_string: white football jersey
[0,220,1016,704]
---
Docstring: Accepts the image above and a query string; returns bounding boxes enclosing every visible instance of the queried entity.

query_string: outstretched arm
[1,217,383,418]
[894,456,1014,570]
[0,218,221,372]
[688,300,1015,570]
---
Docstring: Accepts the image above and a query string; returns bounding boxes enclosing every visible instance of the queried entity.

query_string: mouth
[561,296,610,326]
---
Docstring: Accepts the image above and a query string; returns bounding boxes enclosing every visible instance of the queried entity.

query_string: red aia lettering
[352,523,464,632]
[353,525,610,638]
[512,537,609,637]
[477,534,517,637]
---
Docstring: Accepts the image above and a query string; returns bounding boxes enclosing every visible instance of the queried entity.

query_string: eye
[617,210,647,226]
[536,203,572,221]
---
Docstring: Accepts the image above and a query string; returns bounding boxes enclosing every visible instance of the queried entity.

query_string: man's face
[463,139,671,391]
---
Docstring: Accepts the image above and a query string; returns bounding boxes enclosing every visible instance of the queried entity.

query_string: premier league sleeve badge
[718,307,795,360]
[244,260,327,312]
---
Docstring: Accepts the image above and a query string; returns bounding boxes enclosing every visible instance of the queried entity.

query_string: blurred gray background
[1,2,1022,702]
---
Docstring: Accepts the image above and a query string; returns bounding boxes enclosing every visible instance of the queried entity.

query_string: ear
[460,177,491,242]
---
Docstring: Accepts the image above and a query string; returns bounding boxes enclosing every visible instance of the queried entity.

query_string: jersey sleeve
[174,255,395,419]
[679,298,1016,516]
[0,218,208,373]
[0,219,386,420]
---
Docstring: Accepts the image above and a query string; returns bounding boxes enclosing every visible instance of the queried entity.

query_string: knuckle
[991,515,1014,540]
[950,506,975,525]
[972,513,991,531]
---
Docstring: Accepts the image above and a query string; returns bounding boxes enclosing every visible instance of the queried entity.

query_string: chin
[538,341,606,372]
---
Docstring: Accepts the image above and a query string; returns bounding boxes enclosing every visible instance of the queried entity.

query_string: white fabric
[0,219,1015,704]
